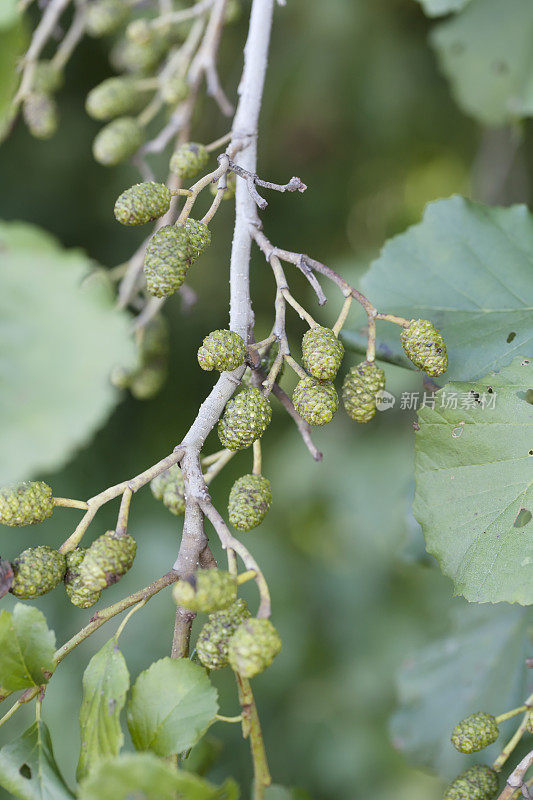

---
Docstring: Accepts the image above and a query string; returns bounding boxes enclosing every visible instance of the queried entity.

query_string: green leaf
[0,605,55,701]
[357,197,533,382]
[78,753,238,800]
[127,657,218,757]
[0,0,19,30]
[390,602,530,776]
[414,357,533,603]
[415,0,472,17]
[77,639,130,781]
[0,221,136,483]
[0,721,74,799]
[431,0,533,125]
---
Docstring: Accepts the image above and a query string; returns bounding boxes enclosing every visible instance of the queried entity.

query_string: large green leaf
[0,221,136,483]
[0,605,55,702]
[0,0,19,30]
[414,357,533,604]
[0,721,74,799]
[390,602,530,777]
[415,0,472,16]
[78,754,238,800]
[77,639,130,781]
[127,657,218,757]
[431,0,533,125]
[357,197,533,382]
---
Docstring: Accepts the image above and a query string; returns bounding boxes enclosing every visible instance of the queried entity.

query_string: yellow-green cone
[197,599,251,670]
[197,329,246,372]
[169,142,208,179]
[228,474,272,532]
[10,546,66,599]
[78,531,137,592]
[64,548,101,609]
[31,61,63,94]
[228,618,282,679]
[150,464,185,516]
[218,387,272,451]
[400,318,448,377]
[92,117,144,166]
[114,182,172,226]
[173,569,237,613]
[443,765,498,800]
[0,481,54,527]
[293,376,338,426]
[23,94,57,139]
[302,326,344,380]
[451,712,499,753]
[86,0,129,37]
[161,74,189,106]
[144,225,190,297]
[342,361,385,423]
[86,77,144,120]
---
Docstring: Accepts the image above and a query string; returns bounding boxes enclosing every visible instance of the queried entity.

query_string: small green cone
[228,474,272,532]
[182,218,211,260]
[0,481,54,527]
[302,326,344,380]
[169,142,208,179]
[143,225,190,297]
[198,329,246,372]
[218,387,272,451]
[86,0,129,37]
[23,93,58,139]
[293,376,338,426]
[342,361,385,423]
[114,182,172,226]
[443,778,485,800]
[161,74,189,106]
[10,546,66,598]
[173,569,237,613]
[64,548,101,609]
[228,618,282,679]
[150,464,185,516]
[451,712,499,753]
[31,61,63,94]
[86,77,144,120]
[197,599,251,670]
[92,117,144,166]
[109,34,167,74]
[461,765,499,798]
[78,531,137,592]
[400,318,448,377]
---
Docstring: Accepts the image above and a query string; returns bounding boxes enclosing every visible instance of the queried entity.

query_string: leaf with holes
[0,721,74,799]
[77,639,130,781]
[0,605,56,702]
[78,753,239,800]
[0,220,136,483]
[430,0,533,125]
[354,197,533,382]
[390,602,529,777]
[127,657,218,757]
[414,357,533,604]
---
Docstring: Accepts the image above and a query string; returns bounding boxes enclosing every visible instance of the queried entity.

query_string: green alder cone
[86,0,130,37]
[173,569,237,613]
[64,548,101,609]
[10,546,66,598]
[110,35,167,74]
[31,61,63,94]
[92,117,144,166]
[461,765,499,798]
[400,318,448,377]
[150,464,185,516]
[197,598,251,670]
[228,474,272,532]
[293,376,338,427]
[302,325,344,380]
[526,711,533,734]
[451,712,499,754]
[169,142,209,179]
[143,225,190,298]
[210,172,236,200]
[342,361,385,423]
[443,778,485,800]
[0,480,54,526]
[228,618,282,679]
[126,18,152,44]
[197,329,246,372]
[114,182,172,226]
[218,387,272,451]
[182,218,211,260]
[78,532,137,592]
[86,77,144,121]
[161,74,189,106]
[22,94,58,139]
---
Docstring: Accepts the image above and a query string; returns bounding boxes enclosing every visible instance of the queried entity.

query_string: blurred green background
[0,1,530,798]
